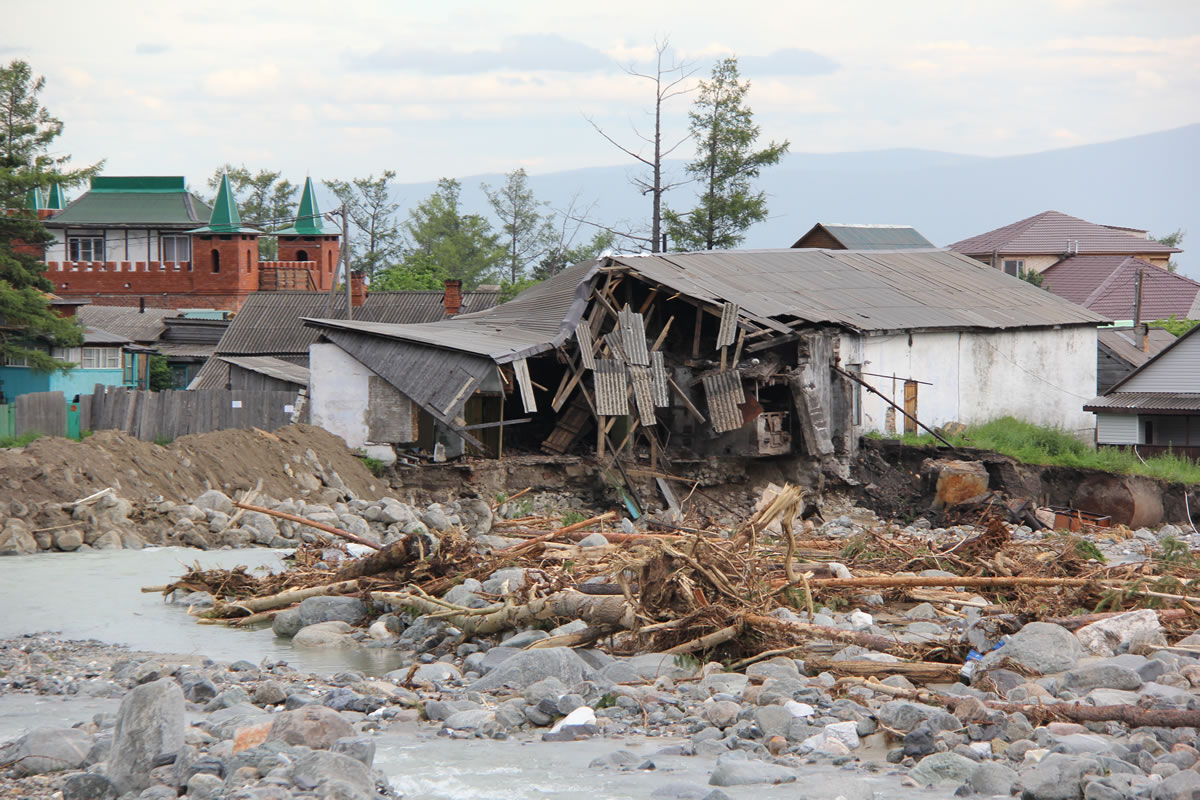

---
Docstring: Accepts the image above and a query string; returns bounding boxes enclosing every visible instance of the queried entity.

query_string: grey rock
[981,622,1084,675]
[499,629,550,649]
[444,709,495,730]
[970,761,1018,795]
[578,533,609,547]
[54,528,84,551]
[268,705,354,749]
[420,505,452,532]
[2,727,92,775]
[1020,753,1100,800]
[193,489,234,515]
[297,596,366,626]
[272,608,304,638]
[876,700,960,733]
[108,678,185,795]
[702,701,741,729]
[708,755,797,786]
[289,749,373,799]
[1152,769,1200,800]
[909,752,979,786]
[292,621,357,648]
[1063,663,1143,692]
[330,736,376,767]
[205,686,250,711]
[252,680,289,706]
[625,652,700,680]
[754,705,793,739]
[470,647,596,692]
[410,662,462,686]
[200,703,268,739]
[61,772,118,800]
[482,567,527,595]
[186,773,224,800]
[0,524,37,555]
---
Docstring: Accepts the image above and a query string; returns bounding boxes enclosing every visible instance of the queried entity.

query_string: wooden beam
[460,417,531,431]
[691,309,703,358]
[651,315,674,352]
[637,287,659,315]
[732,329,746,365]
[668,377,705,423]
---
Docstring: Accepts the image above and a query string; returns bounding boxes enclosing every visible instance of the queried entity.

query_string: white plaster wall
[45,230,64,261]
[309,342,374,451]
[848,325,1098,437]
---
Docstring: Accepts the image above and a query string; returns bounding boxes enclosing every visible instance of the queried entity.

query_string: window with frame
[51,347,81,364]
[161,235,190,262]
[68,236,105,262]
[1002,259,1024,277]
[81,347,122,370]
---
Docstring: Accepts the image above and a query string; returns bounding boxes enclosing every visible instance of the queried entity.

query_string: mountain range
[377,123,1200,278]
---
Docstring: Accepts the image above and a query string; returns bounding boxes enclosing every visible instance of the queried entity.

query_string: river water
[0,548,941,799]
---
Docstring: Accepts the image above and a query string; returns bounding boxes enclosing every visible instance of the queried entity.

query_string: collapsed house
[304,248,1105,495]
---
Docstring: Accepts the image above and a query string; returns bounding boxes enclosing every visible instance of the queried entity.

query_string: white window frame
[161,234,190,262]
[51,347,81,363]
[68,235,105,262]
[81,347,120,369]
[1002,259,1024,277]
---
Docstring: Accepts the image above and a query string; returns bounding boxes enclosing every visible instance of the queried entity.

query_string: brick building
[38,174,338,312]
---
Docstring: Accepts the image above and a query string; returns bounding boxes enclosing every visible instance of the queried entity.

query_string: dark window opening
[296,250,309,262]
[211,249,220,273]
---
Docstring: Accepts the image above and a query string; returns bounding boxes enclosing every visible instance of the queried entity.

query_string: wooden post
[692,308,703,358]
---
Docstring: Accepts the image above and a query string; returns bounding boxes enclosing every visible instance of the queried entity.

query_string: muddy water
[0,547,405,675]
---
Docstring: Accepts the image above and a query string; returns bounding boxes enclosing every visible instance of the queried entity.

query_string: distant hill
[371,124,1200,277]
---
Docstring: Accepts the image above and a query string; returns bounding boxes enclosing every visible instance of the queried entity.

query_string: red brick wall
[277,235,338,290]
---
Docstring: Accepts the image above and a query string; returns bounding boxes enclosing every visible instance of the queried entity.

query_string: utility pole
[342,204,353,321]
[1133,267,1146,352]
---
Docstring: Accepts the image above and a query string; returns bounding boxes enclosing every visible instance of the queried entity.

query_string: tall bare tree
[587,38,696,252]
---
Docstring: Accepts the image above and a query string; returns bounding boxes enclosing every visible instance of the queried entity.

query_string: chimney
[349,271,367,308]
[443,279,463,317]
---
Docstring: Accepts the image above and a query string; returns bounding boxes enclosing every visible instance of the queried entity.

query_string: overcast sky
[6,0,1198,189]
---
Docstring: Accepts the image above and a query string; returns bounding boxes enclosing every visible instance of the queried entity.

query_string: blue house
[0,326,133,404]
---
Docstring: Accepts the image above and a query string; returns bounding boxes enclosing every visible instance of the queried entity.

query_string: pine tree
[206,165,298,259]
[0,60,98,373]
[664,57,789,251]
[482,168,553,285]
[324,171,403,280]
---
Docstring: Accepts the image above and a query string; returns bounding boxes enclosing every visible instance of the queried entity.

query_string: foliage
[1155,228,1185,272]
[0,60,92,373]
[324,171,402,279]
[561,510,588,526]
[482,168,554,284]
[148,354,173,391]
[206,164,298,259]
[664,57,789,251]
[359,455,386,476]
[1149,314,1200,338]
[0,431,41,448]
[152,435,173,447]
[498,277,539,302]
[877,415,1200,484]
[371,255,447,291]
[535,229,616,280]
[396,178,503,290]
[1018,268,1045,288]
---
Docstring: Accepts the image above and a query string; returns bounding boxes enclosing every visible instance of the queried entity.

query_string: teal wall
[0,366,126,403]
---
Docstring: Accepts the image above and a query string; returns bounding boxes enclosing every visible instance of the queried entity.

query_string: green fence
[0,404,13,439]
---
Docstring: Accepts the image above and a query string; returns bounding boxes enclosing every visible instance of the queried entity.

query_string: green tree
[0,60,94,374]
[1018,268,1045,288]
[206,165,298,258]
[324,171,402,279]
[371,255,447,291]
[663,57,789,251]
[482,168,553,284]
[1150,314,1200,338]
[535,229,616,280]
[393,178,503,290]
[1155,228,1185,272]
[148,354,173,391]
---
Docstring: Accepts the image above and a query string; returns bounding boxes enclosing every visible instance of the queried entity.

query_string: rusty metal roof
[1084,392,1200,414]
[950,211,1181,257]
[611,248,1106,332]
[304,261,600,363]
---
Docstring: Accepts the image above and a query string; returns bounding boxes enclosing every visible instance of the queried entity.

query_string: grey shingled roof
[792,223,934,250]
[950,211,1181,257]
[613,248,1106,332]
[218,356,310,386]
[76,305,180,343]
[1097,327,1176,370]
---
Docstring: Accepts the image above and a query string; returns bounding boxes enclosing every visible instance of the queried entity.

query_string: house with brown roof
[791,223,934,250]
[1042,255,1200,321]
[1096,326,1176,394]
[950,210,1180,277]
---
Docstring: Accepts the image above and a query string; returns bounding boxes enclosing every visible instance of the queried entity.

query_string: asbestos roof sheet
[218,356,310,386]
[1043,256,1200,320]
[213,289,500,356]
[795,223,934,250]
[83,326,131,345]
[76,305,180,343]
[1097,327,1176,369]
[1084,392,1200,414]
[304,260,600,363]
[611,248,1106,332]
[950,211,1181,257]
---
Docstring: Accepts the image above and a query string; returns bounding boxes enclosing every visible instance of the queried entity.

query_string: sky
[4,0,1199,190]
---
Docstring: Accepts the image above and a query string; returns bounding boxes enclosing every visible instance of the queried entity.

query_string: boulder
[193,489,234,515]
[1019,753,1100,800]
[61,773,118,800]
[292,621,358,648]
[970,761,1018,795]
[297,596,367,626]
[107,678,185,795]
[923,459,989,508]
[289,749,374,800]
[0,523,37,555]
[470,647,596,692]
[268,705,354,749]
[272,608,304,638]
[876,700,960,733]
[1062,663,1143,692]
[1152,769,1200,800]
[1074,610,1163,657]
[708,755,797,786]
[980,622,1083,675]
[0,727,92,775]
[908,751,978,786]
[53,528,84,551]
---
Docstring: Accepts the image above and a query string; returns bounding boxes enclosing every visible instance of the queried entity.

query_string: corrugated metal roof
[77,305,180,343]
[703,371,746,433]
[304,260,600,363]
[1083,392,1200,413]
[595,359,629,416]
[794,223,935,250]
[83,326,131,345]
[1097,327,1176,369]
[629,365,657,425]
[155,342,215,359]
[612,248,1106,332]
[950,211,1181,257]
[218,356,310,386]
[213,288,501,356]
[1043,256,1200,319]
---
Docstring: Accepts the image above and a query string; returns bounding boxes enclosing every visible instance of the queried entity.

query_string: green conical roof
[25,186,44,210]
[189,173,260,234]
[275,177,331,236]
[47,184,65,210]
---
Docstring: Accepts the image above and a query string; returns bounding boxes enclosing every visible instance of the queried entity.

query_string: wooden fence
[89,386,308,441]
[15,391,69,438]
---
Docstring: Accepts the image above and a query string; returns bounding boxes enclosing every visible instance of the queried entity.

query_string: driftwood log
[333,533,436,582]
[376,589,638,638]
[948,696,1200,729]
[233,501,382,550]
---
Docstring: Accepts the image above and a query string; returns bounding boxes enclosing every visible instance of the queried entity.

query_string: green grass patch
[359,456,386,476]
[871,416,1200,484]
[0,431,42,449]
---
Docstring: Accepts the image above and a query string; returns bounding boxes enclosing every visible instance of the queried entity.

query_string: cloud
[203,63,280,96]
[349,33,616,74]
[736,48,839,76]
[135,43,171,55]
[0,46,29,55]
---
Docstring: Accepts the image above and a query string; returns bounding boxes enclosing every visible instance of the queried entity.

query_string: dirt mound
[0,424,386,507]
